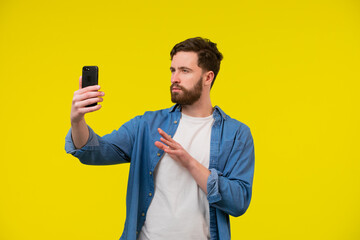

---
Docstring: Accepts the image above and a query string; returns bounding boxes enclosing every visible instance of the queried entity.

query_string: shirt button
[149,192,152,197]
[142,212,145,217]
[136,231,138,235]
[149,171,152,175]
[174,120,178,124]
[157,153,160,156]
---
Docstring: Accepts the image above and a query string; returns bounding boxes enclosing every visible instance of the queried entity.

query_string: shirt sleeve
[64,116,141,165]
[206,125,255,217]
[65,125,100,156]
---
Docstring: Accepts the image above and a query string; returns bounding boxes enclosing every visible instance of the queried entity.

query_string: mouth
[171,85,182,92]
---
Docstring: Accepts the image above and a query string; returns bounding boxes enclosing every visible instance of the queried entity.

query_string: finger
[163,147,175,154]
[78,104,102,114]
[79,76,82,89]
[154,141,168,150]
[76,97,103,108]
[160,137,176,148]
[157,128,172,141]
[75,85,101,95]
[75,91,104,102]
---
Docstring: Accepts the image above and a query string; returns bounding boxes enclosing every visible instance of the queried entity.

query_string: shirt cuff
[64,125,99,156]
[207,168,222,204]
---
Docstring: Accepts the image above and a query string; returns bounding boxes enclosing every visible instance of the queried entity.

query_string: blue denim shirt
[65,104,255,240]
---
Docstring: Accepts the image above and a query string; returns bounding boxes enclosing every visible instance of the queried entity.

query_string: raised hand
[70,76,104,125]
[154,128,211,194]
[70,76,104,149]
[154,128,193,168]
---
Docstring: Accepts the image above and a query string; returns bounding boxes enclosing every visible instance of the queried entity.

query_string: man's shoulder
[216,106,249,125]
[216,106,251,134]
[226,115,251,133]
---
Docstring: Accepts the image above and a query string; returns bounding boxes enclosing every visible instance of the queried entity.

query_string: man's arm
[155,126,255,217]
[154,128,211,194]
[66,76,140,165]
[70,76,104,149]
[206,126,254,217]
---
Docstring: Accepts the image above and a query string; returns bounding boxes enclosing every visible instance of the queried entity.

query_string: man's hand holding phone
[70,66,103,149]
[70,75,104,125]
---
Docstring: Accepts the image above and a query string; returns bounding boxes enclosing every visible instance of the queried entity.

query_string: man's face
[170,51,204,105]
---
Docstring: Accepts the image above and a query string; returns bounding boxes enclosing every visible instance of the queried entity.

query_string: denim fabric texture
[65,104,255,240]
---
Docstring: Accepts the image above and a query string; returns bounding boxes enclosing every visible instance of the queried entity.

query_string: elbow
[231,203,250,217]
[231,187,252,217]
[79,158,94,165]
[210,190,252,217]
[78,153,104,165]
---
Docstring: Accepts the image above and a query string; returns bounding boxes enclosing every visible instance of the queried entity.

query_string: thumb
[79,75,82,89]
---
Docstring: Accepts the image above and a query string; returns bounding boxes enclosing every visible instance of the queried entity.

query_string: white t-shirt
[139,113,215,240]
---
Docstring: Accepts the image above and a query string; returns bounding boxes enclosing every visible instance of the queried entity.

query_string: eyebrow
[170,66,192,71]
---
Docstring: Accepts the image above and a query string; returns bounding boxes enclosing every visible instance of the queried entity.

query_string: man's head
[170,37,223,88]
[169,37,223,105]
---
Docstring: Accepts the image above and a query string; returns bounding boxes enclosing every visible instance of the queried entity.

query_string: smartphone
[82,66,99,107]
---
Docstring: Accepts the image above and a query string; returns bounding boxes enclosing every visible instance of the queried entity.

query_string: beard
[170,77,203,105]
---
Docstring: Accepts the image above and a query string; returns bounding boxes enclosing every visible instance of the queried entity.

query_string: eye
[182,69,189,73]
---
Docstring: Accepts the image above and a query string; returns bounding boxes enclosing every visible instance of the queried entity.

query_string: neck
[181,95,213,118]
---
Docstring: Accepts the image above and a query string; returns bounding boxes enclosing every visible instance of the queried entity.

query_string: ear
[203,71,214,87]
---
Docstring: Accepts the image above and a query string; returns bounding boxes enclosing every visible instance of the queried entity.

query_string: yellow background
[1,0,359,239]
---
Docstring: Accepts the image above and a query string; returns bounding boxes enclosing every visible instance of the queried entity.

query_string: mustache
[170,84,184,91]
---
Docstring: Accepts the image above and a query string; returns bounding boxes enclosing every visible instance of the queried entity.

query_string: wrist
[71,117,85,127]
[185,156,198,172]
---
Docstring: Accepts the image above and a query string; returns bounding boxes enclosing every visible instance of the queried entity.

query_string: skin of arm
[154,128,211,194]
[70,76,104,149]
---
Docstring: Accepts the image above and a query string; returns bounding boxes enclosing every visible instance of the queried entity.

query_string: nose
[171,71,180,84]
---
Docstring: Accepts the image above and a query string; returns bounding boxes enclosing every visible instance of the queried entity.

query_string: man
[65,37,255,240]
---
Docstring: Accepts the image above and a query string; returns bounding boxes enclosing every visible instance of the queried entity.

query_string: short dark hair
[170,37,223,88]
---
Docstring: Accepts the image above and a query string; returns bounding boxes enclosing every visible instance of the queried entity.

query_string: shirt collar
[169,104,181,113]
[169,104,227,120]
[213,105,227,120]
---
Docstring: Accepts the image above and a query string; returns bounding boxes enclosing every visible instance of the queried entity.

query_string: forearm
[187,158,211,194]
[71,118,89,149]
